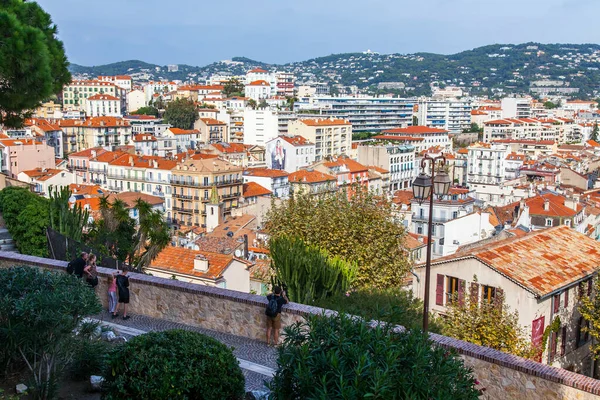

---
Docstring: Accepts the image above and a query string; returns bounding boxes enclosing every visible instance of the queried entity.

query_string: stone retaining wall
[1,251,599,399]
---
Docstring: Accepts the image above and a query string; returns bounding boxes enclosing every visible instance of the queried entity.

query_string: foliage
[592,123,599,142]
[0,0,71,128]
[265,188,410,288]
[247,99,257,109]
[222,78,244,97]
[441,278,535,358]
[258,99,269,109]
[69,321,112,381]
[85,197,169,272]
[314,287,442,333]
[48,187,89,242]
[131,106,159,116]
[102,329,245,400]
[543,101,559,109]
[462,122,482,133]
[0,267,101,399]
[269,236,356,304]
[579,276,600,359]
[351,131,377,141]
[268,313,480,399]
[0,187,49,257]
[163,98,198,129]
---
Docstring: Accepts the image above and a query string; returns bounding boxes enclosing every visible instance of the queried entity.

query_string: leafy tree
[592,123,599,142]
[543,101,559,109]
[462,122,482,134]
[103,330,245,400]
[48,186,89,242]
[131,106,159,117]
[412,115,418,126]
[0,1,71,128]
[163,98,198,129]
[247,99,257,110]
[126,198,170,271]
[258,99,269,109]
[268,313,480,399]
[441,277,535,358]
[270,236,356,304]
[579,276,600,359]
[314,287,442,332]
[265,188,410,288]
[222,78,244,97]
[0,267,101,399]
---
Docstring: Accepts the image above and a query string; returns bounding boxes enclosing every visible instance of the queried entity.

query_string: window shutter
[470,282,479,305]
[588,279,593,297]
[564,289,569,308]
[495,287,504,308]
[560,326,567,357]
[549,332,557,362]
[553,294,560,314]
[435,274,444,306]
[458,279,466,306]
[576,316,583,348]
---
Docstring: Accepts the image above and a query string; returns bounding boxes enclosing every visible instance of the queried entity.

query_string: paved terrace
[2,251,600,399]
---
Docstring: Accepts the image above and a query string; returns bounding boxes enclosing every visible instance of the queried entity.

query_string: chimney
[153,159,158,168]
[243,234,249,259]
[543,198,550,211]
[91,150,97,158]
[129,155,134,166]
[193,254,209,272]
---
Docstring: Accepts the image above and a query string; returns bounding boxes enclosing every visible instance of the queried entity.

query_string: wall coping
[1,250,599,395]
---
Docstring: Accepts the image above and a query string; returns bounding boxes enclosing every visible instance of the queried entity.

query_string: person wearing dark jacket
[113,267,131,320]
[71,252,88,278]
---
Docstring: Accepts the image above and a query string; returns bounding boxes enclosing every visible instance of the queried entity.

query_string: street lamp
[412,153,450,332]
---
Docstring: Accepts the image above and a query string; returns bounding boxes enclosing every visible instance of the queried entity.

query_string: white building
[243,168,290,199]
[62,80,125,112]
[357,143,416,191]
[245,80,272,101]
[501,98,532,119]
[265,135,315,173]
[417,99,472,133]
[288,118,352,161]
[504,152,526,180]
[243,108,279,147]
[467,142,509,205]
[126,90,146,114]
[86,94,122,117]
[380,126,451,153]
[144,81,178,103]
[124,115,170,137]
[97,75,133,91]
[17,168,74,197]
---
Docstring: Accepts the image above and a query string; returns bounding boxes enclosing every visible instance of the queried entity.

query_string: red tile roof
[279,135,312,146]
[372,135,425,142]
[68,147,107,158]
[133,134,157,142]
[105,192,164,208]
[60,117,129,128]
[429,226,600,297]
[211,143,246,153]
[248,68,267,73]
[323,157,368,173]
[383,126,448,135]
[244,168,289,178]
[247,80,270,87]
[200,118,226,126]
[299,118,351,127]
[243,182,272,197]
[167,128,200,135]
[20,168,65,181]
[87,94,120,101]
[150,246,241,280]
[526,193,582,217]
[25,118,61,132]
[289,169,336,183]
[0,138,43,147]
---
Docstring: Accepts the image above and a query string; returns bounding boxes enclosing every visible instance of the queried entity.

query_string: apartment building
[243,108,279,147]
[295,97,414,132]
[276,72,295,96]
[86,94,122,117]
[467,142,509,205]
[243,168,290,198]
[265,135,315,173]
[417,99,472,133]
[144,81,178,103]
[245,80,272,101]
[380,126,451,153]
[17,168,74,197]
[357,143,416,191]
[163,128,202,154]
[24,118,65,159]
[196,118,229,143]
[97,75,133,91]
[501,98,532,119]
[288,118,351,161]
[0,139,55,178]
[288,169,338,195]
[62,80,125,112]
[170,158,243,227]
[60,117,132,152]
[126,90,146,114]
[123,115,170,137]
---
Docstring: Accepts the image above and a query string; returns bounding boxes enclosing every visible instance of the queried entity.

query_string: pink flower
[345,292,350,297]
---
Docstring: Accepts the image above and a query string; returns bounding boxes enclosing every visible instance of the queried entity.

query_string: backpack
[265,296,279,317]
[66,261,74,275]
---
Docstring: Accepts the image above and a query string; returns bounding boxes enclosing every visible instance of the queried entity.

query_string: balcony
[411,213,450,224]
[173,193,193,200]
[172,206,193,214]
[169,178,243,188]
[221,192,241,200]
[69,165,88,172]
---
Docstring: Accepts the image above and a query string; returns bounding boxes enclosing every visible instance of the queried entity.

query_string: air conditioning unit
[453,240,460,245]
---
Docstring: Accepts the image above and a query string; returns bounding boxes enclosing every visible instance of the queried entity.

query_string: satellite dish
[234,249,243,257]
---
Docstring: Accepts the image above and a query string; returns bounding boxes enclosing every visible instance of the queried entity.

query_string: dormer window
[546,218,553,227]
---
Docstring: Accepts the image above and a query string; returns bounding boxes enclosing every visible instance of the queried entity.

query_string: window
[565,219,571,227]
[546,218,553,227]
[577,316,590,348]
[553,294,560,313]
[446,276,460,304]
[549,332,558,362]
[482,285,496,304]
[560,326,567,357]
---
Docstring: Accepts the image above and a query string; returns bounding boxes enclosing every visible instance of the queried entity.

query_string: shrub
[0,266,101,399]
[314,287,443,333]
[69,321,113,380]
[102,329,245,400]
[268,313,480,399]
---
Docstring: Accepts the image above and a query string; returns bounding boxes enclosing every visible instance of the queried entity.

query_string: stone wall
[1,251,599,399]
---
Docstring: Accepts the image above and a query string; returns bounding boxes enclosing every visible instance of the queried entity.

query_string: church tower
[205,185,223,233]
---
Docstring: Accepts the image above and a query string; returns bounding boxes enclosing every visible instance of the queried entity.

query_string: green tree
[126,198,170,271]
[0,267,101,399]
[579,276,600,359]
[258,99,269,109]
[592,123,599,142]
[544,101,559,109]
[0,1,71,127]
[270,236,356,304]
[48,186,89,242]
[412,115,418,126]
[163,98,198,129]
[247,99,257,110]
[441,277,535,358]
[222,78,244,97]
[268,313,480,399]
[131,106,159,117]
[265,188,410,288]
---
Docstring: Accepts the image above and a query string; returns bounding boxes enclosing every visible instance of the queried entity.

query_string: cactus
[48,186,89,242]
[269,236,356,304]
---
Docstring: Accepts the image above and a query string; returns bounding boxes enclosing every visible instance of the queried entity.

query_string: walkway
[92,311,277,392]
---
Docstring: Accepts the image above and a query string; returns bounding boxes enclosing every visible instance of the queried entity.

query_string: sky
[37,0,600,67]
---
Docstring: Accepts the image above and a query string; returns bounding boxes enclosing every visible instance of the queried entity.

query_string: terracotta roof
[587,140,600,147]
[470,110,488,116]
[278,135,312,146]
[25,118,61,132]
[289,169,336,183]
[167,128,200,135]
[392,190,413,206]
[20,168,65,181]
[428,226,600,297]
[105,192,164,208]
[200,118,226,125]
[299,118,351,127]
[404,233,428,250]
[383,126,448,135]
[323,157,368,173]
[133,134,157,142]
[525,193,582,217]
[244,168,289,178]
[243,182,272,197]
[87,94,119,101]
[92,151,129,163]
[506,152,526,161]
[69,147,107,158]
[247,80,270,87]
[177,158,242,173]
[372,135,425,142]
[368,166,389,174]
[69,184,105,197]
[150,246,240,281]
[109,155,177,170]
[60,117,129,128]
[0,138,43,147]
[248,68,268,73]
[211,143,246,153]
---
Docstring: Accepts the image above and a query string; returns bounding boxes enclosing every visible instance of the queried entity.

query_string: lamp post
[412,153,451,332]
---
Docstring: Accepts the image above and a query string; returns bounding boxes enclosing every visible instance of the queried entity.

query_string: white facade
[467,143,509,204]
[86,94,122,117]
[288,119,352,161]
[417,99,472,133]
[243,172,289,199]
[265,136,315,173]
[501,98,532,119]
[243,108,279,146]
[144,81,178,103]
[357,144,416,191]
[126,90,146,113]
[245,81,272,101]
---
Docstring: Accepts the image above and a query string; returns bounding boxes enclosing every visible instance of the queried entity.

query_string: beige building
[60,117,132,152]
[0,139,55,178]
[170,158,243,227]
[288,118,352,161]
[195,118,229,144]
[412,226,600,376]
[62,80,125,112]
